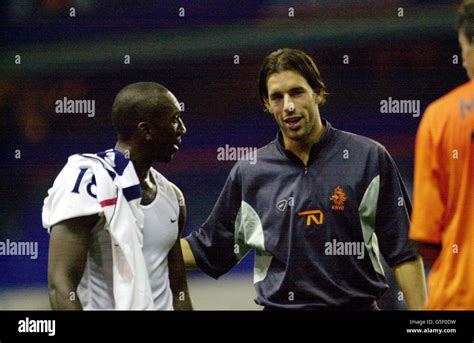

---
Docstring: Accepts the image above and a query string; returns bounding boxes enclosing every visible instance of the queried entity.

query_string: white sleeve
[42,160,102,231]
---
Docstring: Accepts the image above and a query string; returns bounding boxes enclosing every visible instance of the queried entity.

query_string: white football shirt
[45,164,179,310]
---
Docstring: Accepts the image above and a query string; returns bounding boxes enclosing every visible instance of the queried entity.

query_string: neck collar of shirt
[275,119,335,165]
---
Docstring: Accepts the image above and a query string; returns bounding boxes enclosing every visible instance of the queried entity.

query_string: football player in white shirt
[45,82,192,310]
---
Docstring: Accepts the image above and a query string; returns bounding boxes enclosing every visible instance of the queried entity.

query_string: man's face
[265,70,321,143]
[459,31,474,80]
[150,92,187,162]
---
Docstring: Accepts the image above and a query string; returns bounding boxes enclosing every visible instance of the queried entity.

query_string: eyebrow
[290,87,306,93]
[269,87,306,98]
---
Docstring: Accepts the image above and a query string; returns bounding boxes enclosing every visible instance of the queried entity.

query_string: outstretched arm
[392,256,427,310]
[180,238,197,270]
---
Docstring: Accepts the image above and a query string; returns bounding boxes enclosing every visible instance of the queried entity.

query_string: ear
[137,122,153,140]
[263,99,272,114]
[313,92,323,105]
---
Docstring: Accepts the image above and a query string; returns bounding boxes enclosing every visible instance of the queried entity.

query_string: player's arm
[48,214,98,310]
[168,184,193,310]
[392,256,427,310]
[181,163,245,279]
[375,147,427,310]
[181,238,197,269]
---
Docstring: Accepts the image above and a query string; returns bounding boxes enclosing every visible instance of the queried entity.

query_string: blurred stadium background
[0,0,464,310]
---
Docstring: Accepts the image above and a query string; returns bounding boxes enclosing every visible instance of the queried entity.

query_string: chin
[284,129,305,141]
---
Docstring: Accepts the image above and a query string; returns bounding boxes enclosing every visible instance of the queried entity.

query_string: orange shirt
[410,80,474,310]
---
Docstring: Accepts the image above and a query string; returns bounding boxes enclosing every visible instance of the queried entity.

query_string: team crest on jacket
[330,186,347,211]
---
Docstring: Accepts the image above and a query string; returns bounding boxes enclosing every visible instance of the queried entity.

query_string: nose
[178,117,187,136]
[283,94,295,114]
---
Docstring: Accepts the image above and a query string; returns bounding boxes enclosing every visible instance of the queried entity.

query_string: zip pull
[304,166,308,175]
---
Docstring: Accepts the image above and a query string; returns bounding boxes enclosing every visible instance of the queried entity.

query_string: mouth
[283,116,303,130]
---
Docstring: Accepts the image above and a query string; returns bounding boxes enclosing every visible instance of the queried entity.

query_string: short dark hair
[457,1,474,43]
[111,82,171,140]
[258,48,328,110]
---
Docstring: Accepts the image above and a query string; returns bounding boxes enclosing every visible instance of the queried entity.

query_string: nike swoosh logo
[170,218,177,223]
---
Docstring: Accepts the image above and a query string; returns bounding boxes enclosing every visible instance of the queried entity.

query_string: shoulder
[149,167,184,205]
[256,139,279,158]
[415,81,474,146]
[52,154,97,189]
[335,129,387,156]
[424,81,473,121]
[333,129,397,177]
[42,153,103,230]
[169,182,184,205]
[231,139,278,174]
[431,80,472,107]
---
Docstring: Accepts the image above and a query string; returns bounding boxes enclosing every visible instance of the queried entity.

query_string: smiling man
[43,82,192,310]
[182,48,427,310]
